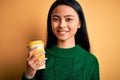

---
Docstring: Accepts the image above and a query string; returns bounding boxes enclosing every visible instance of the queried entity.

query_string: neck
[57,39,75,48]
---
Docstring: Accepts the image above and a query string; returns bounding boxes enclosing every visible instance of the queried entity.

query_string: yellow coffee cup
[28,40,45,69]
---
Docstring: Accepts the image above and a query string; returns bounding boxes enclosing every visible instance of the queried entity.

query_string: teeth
[59,31,66,34]
[57,30,68,35]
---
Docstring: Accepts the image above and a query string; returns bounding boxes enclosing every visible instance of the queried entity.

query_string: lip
[57,30,69,35]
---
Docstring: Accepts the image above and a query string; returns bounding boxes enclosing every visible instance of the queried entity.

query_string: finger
[28,53,41,63]
[37,61,46,67]
[27,49,36,60]
[38,58,48,61]
[33,58,47,66]
[34,59,46,69]
[28,57,47,70]
[29,51,45,59]
[29,51,46,62]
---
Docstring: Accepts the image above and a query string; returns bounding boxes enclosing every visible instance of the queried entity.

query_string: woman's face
[51,5,81,42]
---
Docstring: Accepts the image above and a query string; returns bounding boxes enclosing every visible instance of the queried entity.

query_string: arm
[83,56,100,80]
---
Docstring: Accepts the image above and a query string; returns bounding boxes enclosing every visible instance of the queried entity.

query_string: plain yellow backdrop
[0,0,120,80]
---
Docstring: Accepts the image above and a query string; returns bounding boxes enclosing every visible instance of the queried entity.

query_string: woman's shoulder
[76,45,99,63]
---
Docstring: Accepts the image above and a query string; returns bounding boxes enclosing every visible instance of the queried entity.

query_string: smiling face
[51,5,81,43]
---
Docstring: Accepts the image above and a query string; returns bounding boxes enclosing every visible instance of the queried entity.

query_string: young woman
[22,0,100,80]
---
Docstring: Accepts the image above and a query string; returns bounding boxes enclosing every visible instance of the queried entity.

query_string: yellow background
[0,0,120,80]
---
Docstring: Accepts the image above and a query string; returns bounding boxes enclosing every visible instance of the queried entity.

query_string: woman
[22,0,100,80]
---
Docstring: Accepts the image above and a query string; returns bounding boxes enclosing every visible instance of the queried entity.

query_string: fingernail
[35,53,41,56]
[45,58,48,60]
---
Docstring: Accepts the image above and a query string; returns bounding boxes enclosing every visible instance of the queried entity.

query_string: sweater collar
[46,45,86,58]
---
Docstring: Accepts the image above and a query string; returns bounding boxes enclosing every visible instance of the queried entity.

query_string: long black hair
[46,0,90,52]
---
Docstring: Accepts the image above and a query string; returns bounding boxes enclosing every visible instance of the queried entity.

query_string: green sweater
[22,45,99,80]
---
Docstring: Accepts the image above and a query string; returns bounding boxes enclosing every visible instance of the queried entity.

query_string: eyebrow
[52,15,74,18]
[52,15,60,18]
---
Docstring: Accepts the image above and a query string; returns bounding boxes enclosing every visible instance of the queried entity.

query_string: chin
[57,37,67,41]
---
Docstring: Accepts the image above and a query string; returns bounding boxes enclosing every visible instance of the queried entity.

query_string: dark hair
[46,0,90,52]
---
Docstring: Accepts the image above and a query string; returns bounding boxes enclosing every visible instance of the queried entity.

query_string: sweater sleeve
[83,56,100,80]
[91,58,100,80]
[22,73,35,80]
[22,69,45,80]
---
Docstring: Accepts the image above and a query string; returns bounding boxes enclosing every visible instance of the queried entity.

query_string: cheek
[69,22,80,29]
[51,22,58,34]
[69,23,80,33]
[51,21,58,28]
[74,18,81,28]
[51,22,56,30]
[72,27,78,34]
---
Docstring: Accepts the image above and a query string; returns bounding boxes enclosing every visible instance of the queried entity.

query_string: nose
[59,19,66,28]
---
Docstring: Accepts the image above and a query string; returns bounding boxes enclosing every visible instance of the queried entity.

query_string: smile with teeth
[57,30,69,35]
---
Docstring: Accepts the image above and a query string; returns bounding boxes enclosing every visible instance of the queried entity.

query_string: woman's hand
[24,49,46,79]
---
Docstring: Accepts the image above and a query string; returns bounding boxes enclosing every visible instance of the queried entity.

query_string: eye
[66,18,73,22]
[52,17,59,22]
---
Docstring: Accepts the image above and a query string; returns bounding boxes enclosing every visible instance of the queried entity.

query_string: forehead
[52,5,78,16]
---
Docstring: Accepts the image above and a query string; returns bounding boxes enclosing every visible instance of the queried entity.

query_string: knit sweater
[22,45,99,80]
